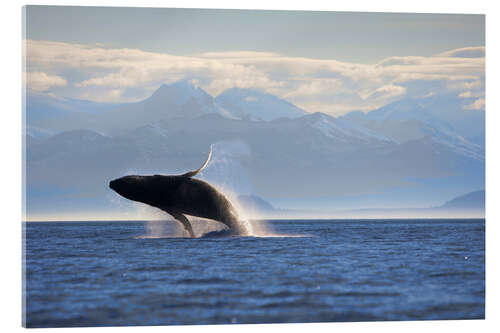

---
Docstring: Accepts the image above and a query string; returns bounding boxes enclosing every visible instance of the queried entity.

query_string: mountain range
[24,80,485,219]
[251,189,485,219]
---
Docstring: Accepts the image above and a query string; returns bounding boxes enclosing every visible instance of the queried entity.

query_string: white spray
[116,141,297,238]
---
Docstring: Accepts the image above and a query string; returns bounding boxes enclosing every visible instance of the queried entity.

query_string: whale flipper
[181,145,212,178]
[167,210,195,238]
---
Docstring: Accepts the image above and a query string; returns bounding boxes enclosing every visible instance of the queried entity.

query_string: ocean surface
[23,219,485,327]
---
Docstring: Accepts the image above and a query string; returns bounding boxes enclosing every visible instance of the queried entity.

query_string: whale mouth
[109,180,116,190]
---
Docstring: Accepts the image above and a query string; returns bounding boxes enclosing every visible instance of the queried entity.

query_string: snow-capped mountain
[145,80,228,117]
[341,98,484,161]
[215,87,307,121]
[24,80,485,218]
[303,112,394,143]
[26,81,232,136]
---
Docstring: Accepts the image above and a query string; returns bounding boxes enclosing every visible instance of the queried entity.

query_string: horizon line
[23,216,486,223]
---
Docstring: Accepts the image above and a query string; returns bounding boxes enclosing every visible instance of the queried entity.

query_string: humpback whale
[109,146,247,237]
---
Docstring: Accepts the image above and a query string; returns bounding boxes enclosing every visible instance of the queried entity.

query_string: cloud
[25,71,67,92]
[360,84,407,100]
[244,96,258,102]
[464,97,485,110]
[284,79,343,96]
[459,90,484,99]
[25,40,485,115]
[200,51,280,58]
[435,46,485,58]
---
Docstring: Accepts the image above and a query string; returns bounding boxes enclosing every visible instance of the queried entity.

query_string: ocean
[23,219,485,327]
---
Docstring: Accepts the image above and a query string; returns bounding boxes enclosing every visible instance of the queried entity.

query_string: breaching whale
[109,146,247,237]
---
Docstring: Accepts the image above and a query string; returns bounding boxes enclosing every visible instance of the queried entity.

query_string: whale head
[109,175,150,203]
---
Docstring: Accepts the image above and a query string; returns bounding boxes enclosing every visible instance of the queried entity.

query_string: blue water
[23,219,485,327]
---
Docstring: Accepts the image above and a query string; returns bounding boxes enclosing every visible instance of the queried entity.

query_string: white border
[2,1,498,332]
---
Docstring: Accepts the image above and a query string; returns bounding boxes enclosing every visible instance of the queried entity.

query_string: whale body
[109,147,247,237]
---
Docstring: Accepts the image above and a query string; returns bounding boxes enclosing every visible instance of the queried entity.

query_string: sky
[24,6,485,115]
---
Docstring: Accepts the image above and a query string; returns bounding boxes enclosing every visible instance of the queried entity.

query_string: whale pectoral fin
[167,210,195,238]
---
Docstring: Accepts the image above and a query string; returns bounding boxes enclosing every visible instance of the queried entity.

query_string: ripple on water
[24,219,485,327]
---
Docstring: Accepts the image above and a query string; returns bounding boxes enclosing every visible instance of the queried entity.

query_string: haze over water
[24,219,484,327]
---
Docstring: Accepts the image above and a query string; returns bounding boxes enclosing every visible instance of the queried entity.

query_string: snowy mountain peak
[150,80,210,106]
[215,88,307,121]
[341,96,484,160]
[303,112,394,143]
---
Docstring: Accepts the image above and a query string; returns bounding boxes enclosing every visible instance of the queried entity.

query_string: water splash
[206,185,307,238]
[122,180,305,239]
[136,218,230,239]
[136,218,309,239]
[132,140,306,239]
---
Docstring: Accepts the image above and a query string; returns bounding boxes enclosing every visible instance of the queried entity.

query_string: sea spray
[198,140,267,236]
[210,183,282,237]
[125,140,286,238]
[120,175,289,238]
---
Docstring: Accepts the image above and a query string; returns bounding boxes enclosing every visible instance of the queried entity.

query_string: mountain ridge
[215,87,308,121]
[24,80,485,218]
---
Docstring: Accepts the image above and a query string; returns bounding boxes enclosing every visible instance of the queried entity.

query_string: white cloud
[199,51,280,58]
[360,84,406,100]
[459,91,473,98]
[283,79,344,100]
[464,97,485,110]
[435,46,485,58]
[244,96,258,102]
[25,71,67,92]
[458,90,484,99]
[446,79,482,91]
[25,40,485,115]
